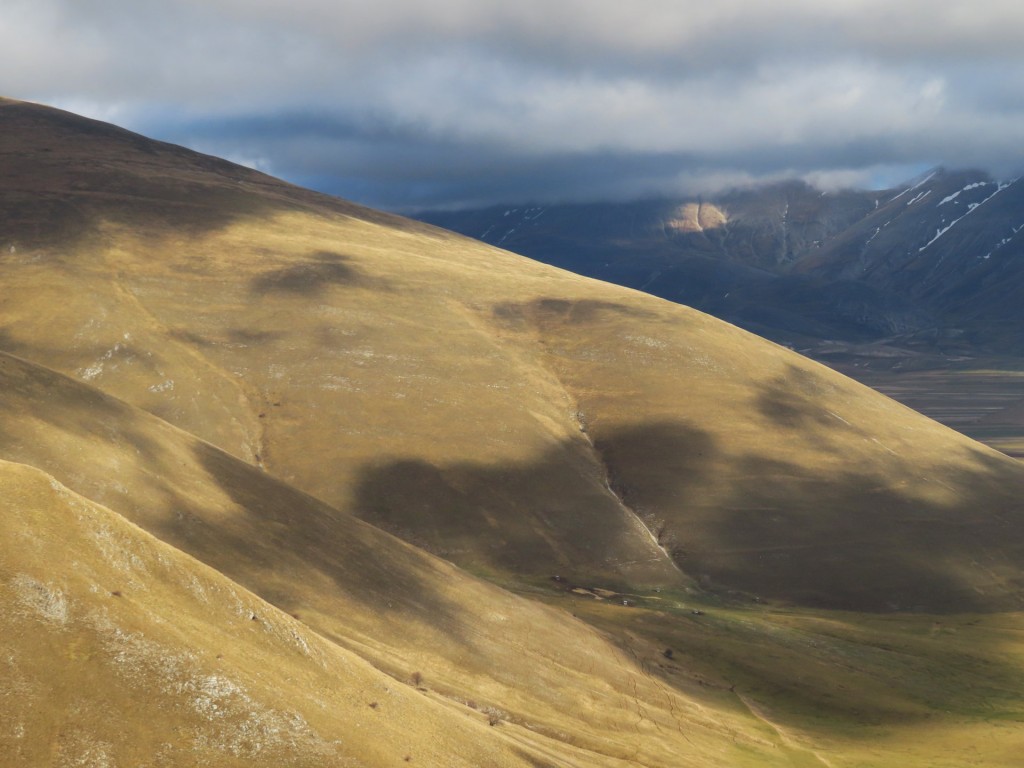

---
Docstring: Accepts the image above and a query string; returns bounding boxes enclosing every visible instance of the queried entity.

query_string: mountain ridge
[416,167,1024,355]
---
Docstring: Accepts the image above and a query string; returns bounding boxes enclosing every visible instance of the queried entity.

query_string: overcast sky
[4,0,1024,210]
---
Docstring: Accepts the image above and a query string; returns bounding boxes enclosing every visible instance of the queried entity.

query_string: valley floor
[813,354,1024,459]
[517,578,1024,768]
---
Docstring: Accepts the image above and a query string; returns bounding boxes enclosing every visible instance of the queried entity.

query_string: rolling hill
[4,97,1024,766]
[417,171,1024,457]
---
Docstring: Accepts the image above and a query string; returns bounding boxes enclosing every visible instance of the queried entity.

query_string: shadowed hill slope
[0,96,421,244]
[1,460,531,768]
[791,168,1024,353]
[0,351,783,767]
[2,98,1024,613]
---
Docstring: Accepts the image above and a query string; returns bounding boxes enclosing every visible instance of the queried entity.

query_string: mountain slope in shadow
[0,350,779,767]
[3,98,1024,614]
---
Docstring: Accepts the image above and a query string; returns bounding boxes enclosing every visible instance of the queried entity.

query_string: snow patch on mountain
[919,183,1010,253]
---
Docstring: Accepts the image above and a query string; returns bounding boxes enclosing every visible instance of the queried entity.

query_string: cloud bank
[3,0,1024,209]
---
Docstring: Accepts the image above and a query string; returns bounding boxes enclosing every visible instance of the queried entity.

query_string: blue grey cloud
[3,1,1024,209]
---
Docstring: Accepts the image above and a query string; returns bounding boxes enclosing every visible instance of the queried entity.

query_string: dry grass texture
[3,97,1024,766]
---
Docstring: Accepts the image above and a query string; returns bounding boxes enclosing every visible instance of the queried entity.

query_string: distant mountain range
[418,169,1024,357]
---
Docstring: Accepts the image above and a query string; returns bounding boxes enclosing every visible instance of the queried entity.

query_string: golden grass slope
[0,351,789,767]
[5,97,1024,767]
[503,300,1024,611]
[1,459,519,767]
[3,97,1024,612]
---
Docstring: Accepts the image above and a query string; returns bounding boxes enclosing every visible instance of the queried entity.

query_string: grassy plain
[832,364,1024,459]
[529,581,1024,768]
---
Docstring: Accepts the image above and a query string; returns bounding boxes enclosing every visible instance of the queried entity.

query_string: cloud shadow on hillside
[0,359,490,657]
[351,408,1024,615]
[345,410,1024,728]
[185,440,482,651]
[350,434,687,589]
[492,297,658,329]
[250,250,388,296]
[0,353,173,473]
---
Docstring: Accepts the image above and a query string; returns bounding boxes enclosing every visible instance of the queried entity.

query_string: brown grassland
[3,97,1024,766]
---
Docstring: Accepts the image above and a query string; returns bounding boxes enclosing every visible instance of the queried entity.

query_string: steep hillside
[1,351,780,767]
[5,98,1024,766]
[2,98,1024,611]
[792,168,1024,352]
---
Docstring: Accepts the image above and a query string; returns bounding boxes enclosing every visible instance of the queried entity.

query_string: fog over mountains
[8,2,1024,209]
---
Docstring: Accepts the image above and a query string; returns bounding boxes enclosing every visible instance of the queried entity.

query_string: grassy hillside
[1,459,530,767]
[4,98,1024,610]
[5,354,1024,767]
[0,351,787,766]
[3,97,1024,766]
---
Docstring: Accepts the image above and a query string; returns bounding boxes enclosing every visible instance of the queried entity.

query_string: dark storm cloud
[144,110,700,210]
[3,1,1024,209]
